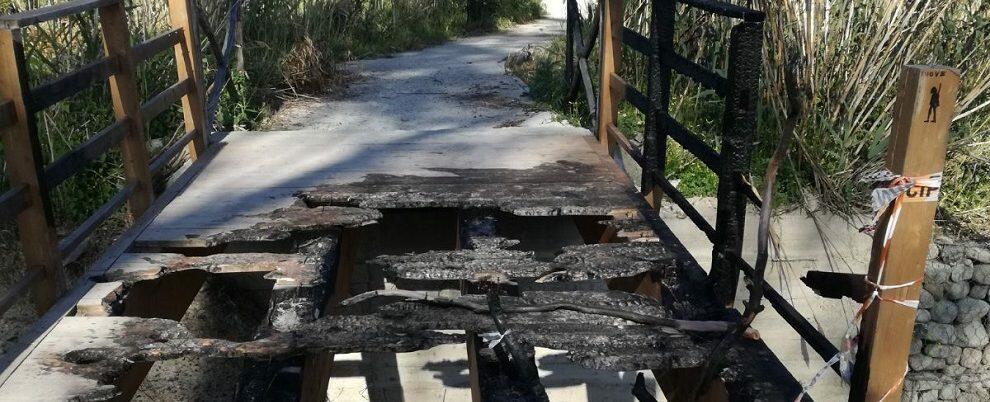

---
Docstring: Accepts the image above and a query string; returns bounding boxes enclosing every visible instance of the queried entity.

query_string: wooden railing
[0,0,209,316]
[567,0,854,382]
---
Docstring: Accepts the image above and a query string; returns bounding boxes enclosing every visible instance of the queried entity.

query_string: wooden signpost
[850,65,960,402]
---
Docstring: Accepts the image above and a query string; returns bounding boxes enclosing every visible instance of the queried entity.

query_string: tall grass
[514,0,990,233]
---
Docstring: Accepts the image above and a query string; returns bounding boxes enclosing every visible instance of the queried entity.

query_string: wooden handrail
[0,269,42,317]
[57,181,136,259]
[0,0,231,320]
[605,123,644,166]
[43,120,129,190]
[0,185,28,222]
[133,28,184,64]
[608,73,649,114]
[140,78,193,122]
[149,129,199,175]
[659,47,727,97]
[621,27,650,56]
[29,56,118,112]
[0,0,120,29]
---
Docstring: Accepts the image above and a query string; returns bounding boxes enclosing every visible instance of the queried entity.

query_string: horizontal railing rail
[678,0,765,21]
[132,28,184,63]
[43,120,129,190]
[149,129,199,175]
[0,185,28,223]
[29,56,118,111]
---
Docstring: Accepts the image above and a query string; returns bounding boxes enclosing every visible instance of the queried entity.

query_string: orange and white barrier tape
[794,169,939,400]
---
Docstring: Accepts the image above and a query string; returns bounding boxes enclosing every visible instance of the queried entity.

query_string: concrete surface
[268,16,868,402]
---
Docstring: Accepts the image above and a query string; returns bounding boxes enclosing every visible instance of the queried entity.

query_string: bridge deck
[0,125,804,401]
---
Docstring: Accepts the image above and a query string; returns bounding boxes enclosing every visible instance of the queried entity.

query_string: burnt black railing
[565,0,841,375]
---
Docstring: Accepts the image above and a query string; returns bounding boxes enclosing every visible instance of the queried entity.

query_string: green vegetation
[511,0,990,234]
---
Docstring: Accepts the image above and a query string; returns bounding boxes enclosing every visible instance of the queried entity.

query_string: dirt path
[267,19,567,133]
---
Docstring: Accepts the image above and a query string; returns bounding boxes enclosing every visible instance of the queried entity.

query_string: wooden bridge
[0,0,960,400]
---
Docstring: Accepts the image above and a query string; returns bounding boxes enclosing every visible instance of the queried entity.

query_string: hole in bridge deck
[100,207,627,400]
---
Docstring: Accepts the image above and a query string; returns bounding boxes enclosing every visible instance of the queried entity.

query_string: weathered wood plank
[136,201,379,249]
[102,252,319,285]
[374,241,674,283]
[75,281,124,316]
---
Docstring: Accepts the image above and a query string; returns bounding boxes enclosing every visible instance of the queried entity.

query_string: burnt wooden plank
[101,252,319,285]
[374,241,675,283]
[302,162,642,218]
[40,291,711,400]
[136,200,380,249]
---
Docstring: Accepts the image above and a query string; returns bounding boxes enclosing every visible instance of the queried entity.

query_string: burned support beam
[235,233,341,401]
[457,212,548,402]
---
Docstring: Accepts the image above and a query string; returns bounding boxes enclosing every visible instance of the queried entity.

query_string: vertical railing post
[641,0,674,208]
[709,21,763,307]
[596,0,622,159]
[99,1,154,218]
[564,0,575,95]
[168,0,208,159]
[0,28,64,314]
[849,65,959,402]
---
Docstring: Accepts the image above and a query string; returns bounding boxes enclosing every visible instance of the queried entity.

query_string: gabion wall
[904,236,990,402]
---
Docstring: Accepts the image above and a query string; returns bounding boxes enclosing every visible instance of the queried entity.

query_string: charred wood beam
[457,211,548,402]
[300,162,639,218]
[236,234,340,401]
[371,241,676,283]
[800,271,869,302]
[203,203,378,247]
[60,289,719,399]
[343,289,731,333]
